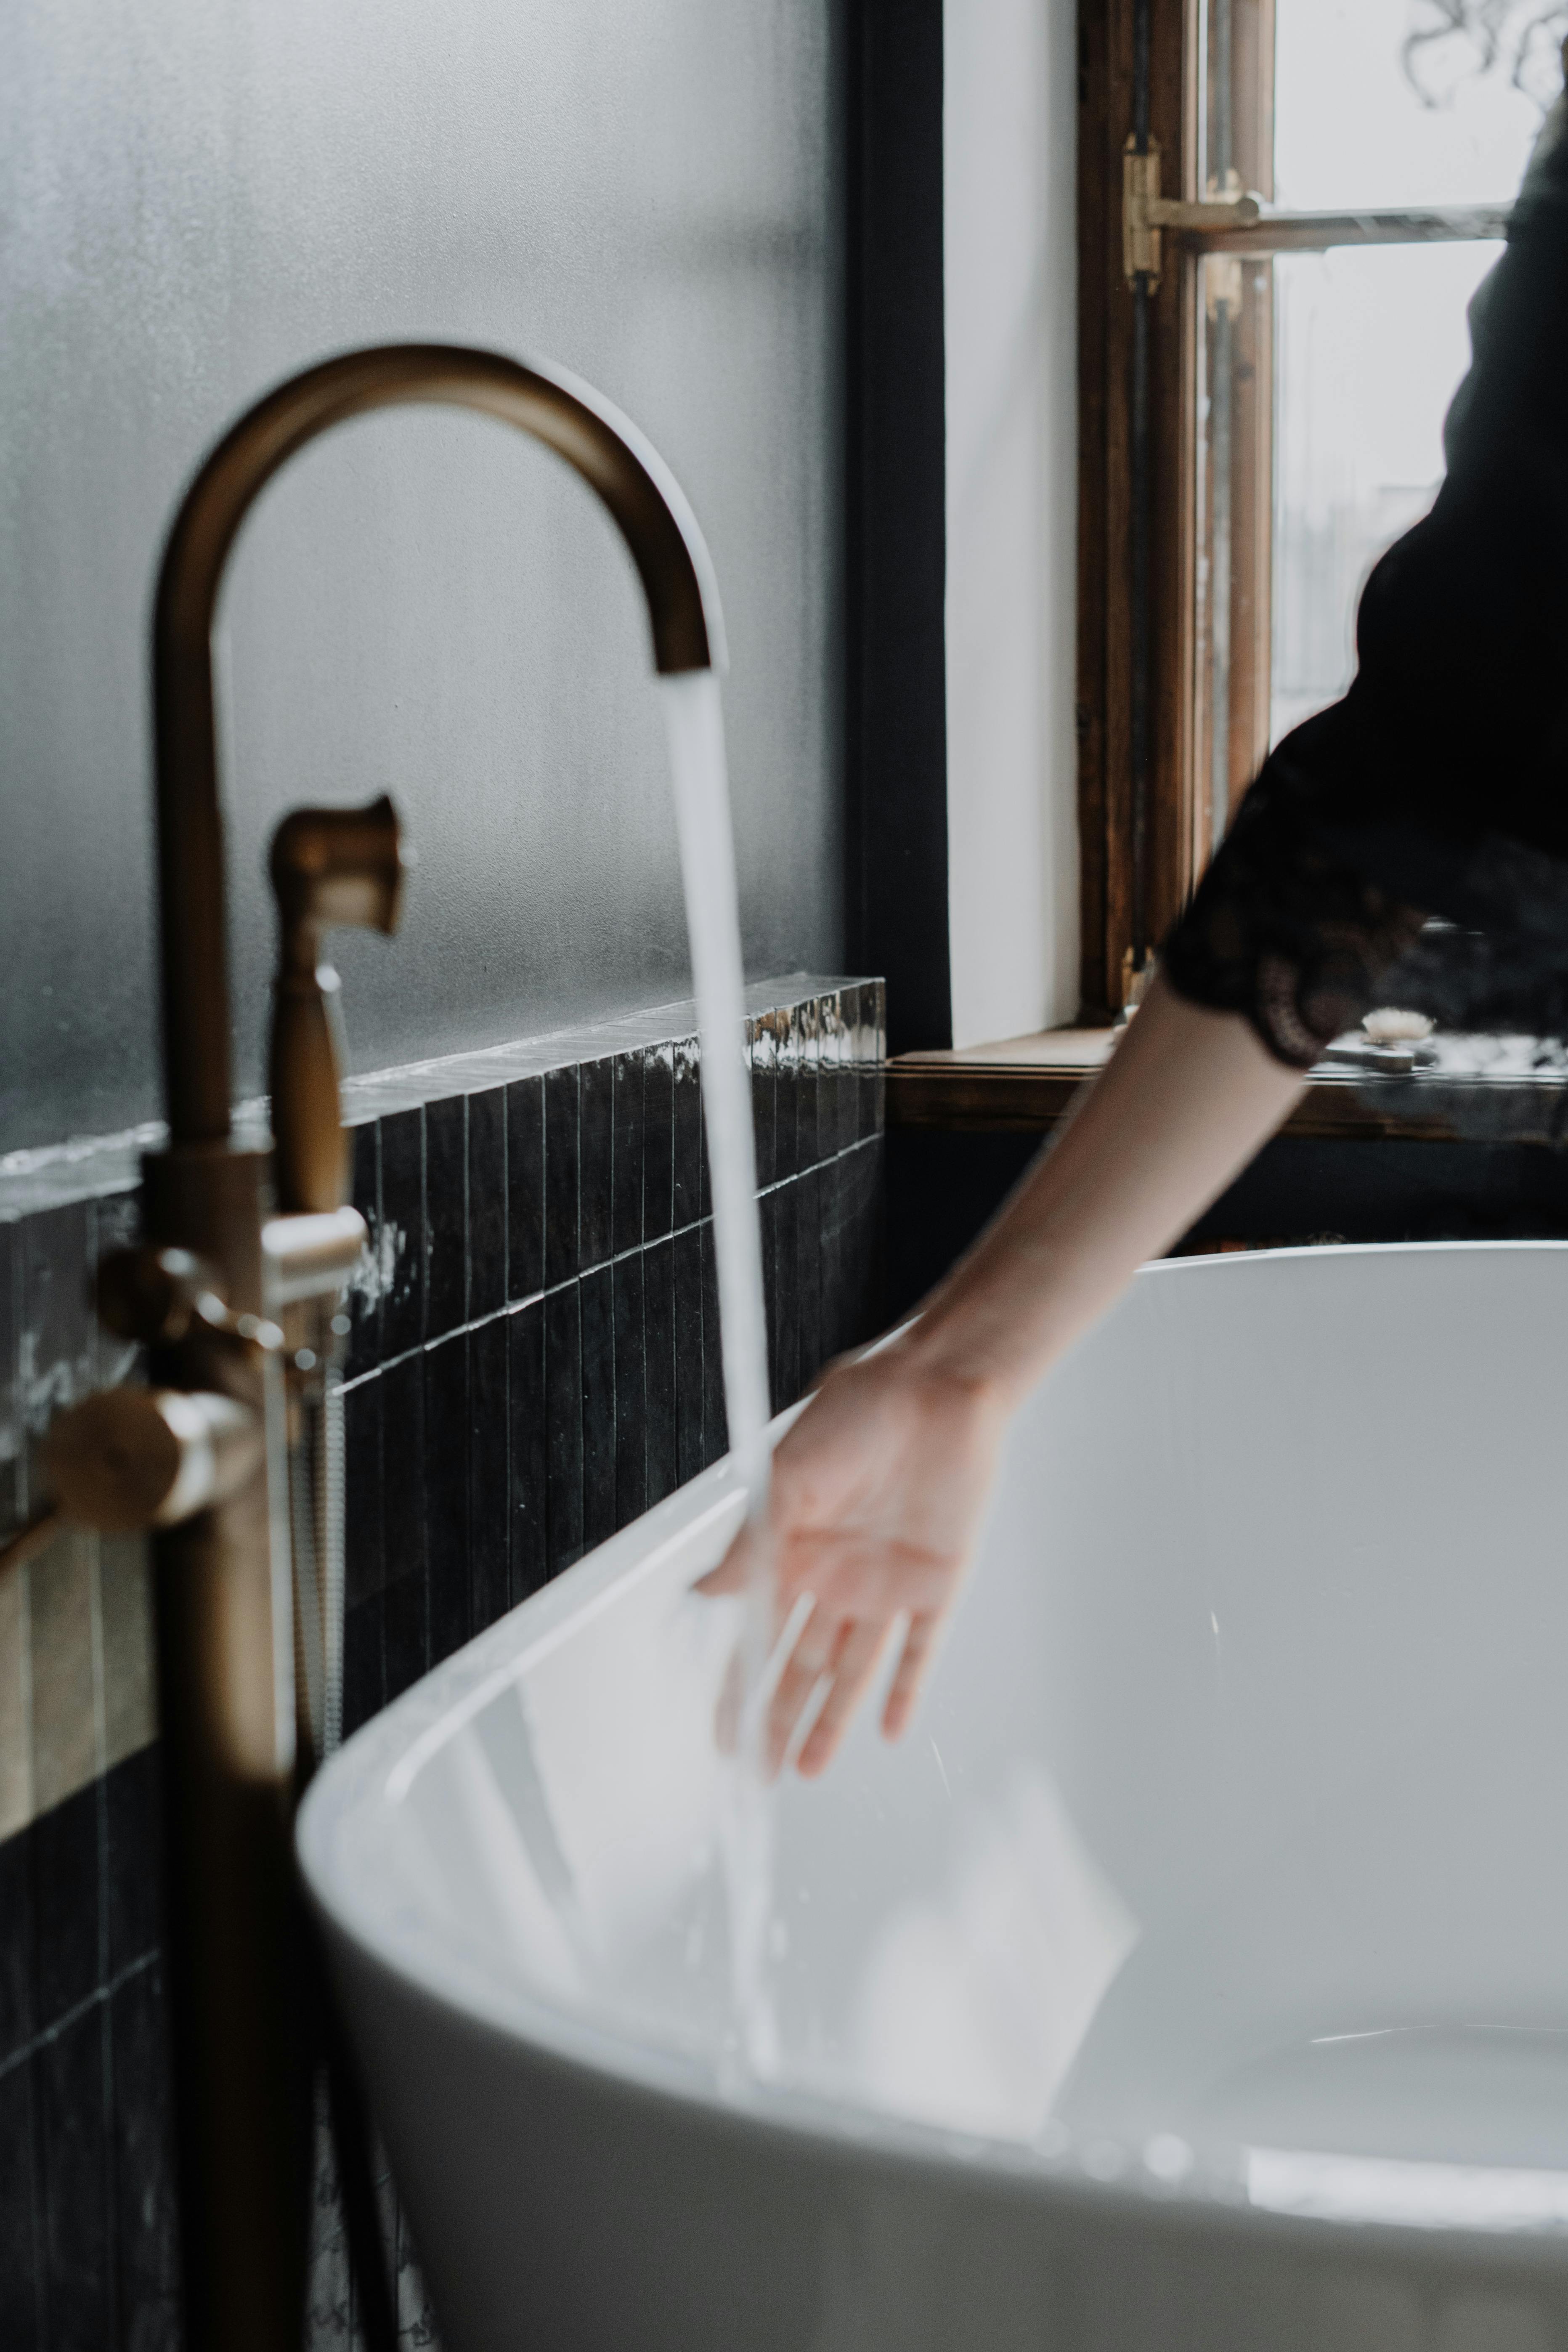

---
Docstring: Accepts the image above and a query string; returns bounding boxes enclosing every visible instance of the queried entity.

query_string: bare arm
[700,974,1305,1775]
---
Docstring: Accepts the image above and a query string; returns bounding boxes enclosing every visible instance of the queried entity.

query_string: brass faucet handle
[268,795,407,1216]
[43,1388,263,1535]
[270,795,406,936]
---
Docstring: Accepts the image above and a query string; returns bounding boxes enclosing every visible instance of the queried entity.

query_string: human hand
[695,1337,1010,1779]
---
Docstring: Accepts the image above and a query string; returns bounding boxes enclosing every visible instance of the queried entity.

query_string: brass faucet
[44,345,722,2352]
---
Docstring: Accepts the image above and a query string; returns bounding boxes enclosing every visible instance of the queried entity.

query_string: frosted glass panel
[1274,0,1549,210]
[1271,238,1503,746]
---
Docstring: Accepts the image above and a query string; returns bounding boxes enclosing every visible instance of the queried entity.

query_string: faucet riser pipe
[142,1145,307,2352]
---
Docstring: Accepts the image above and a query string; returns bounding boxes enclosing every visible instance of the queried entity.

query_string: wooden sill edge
[886,1030,1568,1144]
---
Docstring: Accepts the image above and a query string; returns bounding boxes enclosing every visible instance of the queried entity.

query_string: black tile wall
[542,1066,580,1289]
[0,1749,176,2352]
[506,1301,547,1606]
[504,1077,544,1306]
[466,1088,507,1324]
[0,976,885,2352]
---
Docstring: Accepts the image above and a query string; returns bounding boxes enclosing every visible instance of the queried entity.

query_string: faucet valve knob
[98,1244,223,1345]
[43,1388,264,1535]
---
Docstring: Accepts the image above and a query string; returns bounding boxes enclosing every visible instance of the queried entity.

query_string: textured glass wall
[0,0,844,1150]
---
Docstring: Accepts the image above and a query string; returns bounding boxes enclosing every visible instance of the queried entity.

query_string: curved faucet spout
[153,342,727,1149]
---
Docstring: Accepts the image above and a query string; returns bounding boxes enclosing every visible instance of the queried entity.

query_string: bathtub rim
[297,1238,1568,2258]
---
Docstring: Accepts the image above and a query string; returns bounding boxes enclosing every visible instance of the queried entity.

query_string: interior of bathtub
[373,1245,1568,2217]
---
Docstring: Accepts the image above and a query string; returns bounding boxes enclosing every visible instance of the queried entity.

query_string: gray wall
[1,0,844,1152]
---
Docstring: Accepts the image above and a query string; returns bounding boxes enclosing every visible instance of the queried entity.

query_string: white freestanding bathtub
[298,1243,1568,2351]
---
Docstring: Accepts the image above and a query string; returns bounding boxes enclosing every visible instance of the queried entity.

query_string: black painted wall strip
[845,0,950,1055]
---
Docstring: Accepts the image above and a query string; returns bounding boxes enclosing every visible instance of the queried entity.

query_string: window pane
[1271,238,1502,746]
[1274,0,1550,210]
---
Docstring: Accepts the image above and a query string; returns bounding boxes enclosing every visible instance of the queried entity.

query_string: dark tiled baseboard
[0,1744,178,2352]
[0,974,885,2352]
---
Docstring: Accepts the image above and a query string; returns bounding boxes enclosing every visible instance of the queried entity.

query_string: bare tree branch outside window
[1404,0,1568,110]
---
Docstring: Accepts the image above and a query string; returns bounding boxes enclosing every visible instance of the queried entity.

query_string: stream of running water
[659,668,779,2080]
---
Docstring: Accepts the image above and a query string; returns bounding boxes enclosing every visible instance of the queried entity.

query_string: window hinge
[1123,138,1260,290]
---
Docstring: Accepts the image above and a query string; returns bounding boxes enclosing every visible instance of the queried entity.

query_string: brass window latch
[1123,138,1260,289]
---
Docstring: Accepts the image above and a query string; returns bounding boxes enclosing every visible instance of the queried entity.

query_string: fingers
[881,1609,941,1742]
[795,1618,895,1779]
[764,1604,844,1777]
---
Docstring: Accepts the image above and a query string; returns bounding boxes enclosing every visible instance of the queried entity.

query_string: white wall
[945,0,1079,1047]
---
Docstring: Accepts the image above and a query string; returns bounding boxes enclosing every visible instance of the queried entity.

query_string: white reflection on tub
[402,1572,759,2055]
[844,1764,1138,2142]
[1247,2145,1568,2233]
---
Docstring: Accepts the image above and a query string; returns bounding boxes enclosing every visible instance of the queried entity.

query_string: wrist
[894,1306,1024,1426]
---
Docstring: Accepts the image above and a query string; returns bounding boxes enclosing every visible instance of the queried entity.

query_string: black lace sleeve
[1163,97,1568,1068]
[1162,755,1427,1069]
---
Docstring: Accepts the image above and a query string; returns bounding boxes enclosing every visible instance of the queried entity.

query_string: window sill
[887,1030,1568,1145]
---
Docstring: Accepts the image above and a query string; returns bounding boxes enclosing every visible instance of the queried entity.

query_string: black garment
[1164,97,1568,1069]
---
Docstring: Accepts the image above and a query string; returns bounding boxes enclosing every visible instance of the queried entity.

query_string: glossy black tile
[612,1053,644,1259]
[672,1038,703,1232]
[698,1091,712,1221]
[749,1017,776,1190]
[642,1238,677,1509]
[543,1067,581,1291]
[343,1377,384,1610]
[0,2052,41,2352]
[642,1046,674,1243]
[378,1109,425,1360]
[580,1266,615,1553]
[578,1058,614,1274]
[775,1008,800,1184]
[759,1186,780,1414]
[857,1136,888,1344]
[612,1254,646,1530]
[105,1744,162,1981]
[700,1221,727,1467]
[424,1095,467,1341]
[819,1149,847,1365]
[342,1593,385,1740]
[796,999,820,1177]
[672,1226,705,1489]
[772,1180,799,1412]
[466,1088,507,1322]
[31,1780,99,2031]
[0,1818,33,2063]
[796,1164,823,1392]
[345,1120,381,1381]
[36,2001,113,2352]
[817,995,843,1164]
[869,983,888,1135]
[110,1960,179,2352]
[380,1354,427,1700]
[507,1302,547,1604]
[468,1313,509,1636]
[827,992,851,1157]
[424,1334,470,1667]
[544,1285,583,1578]
[506,1075,544,1304]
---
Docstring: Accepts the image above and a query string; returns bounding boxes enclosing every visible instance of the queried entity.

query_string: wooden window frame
[1077,0,1199,1023]
[1076,0,1515,1023]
